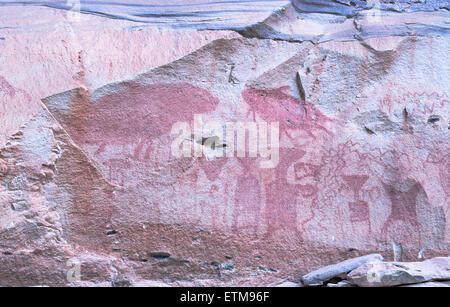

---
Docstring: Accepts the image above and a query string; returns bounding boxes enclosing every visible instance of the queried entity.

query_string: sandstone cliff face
[0,1,448,286]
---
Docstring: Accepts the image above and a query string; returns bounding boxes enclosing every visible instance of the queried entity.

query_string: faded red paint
[233,158,261,236]
[264,148,307,239]
[426,152,450,196]
[0,76,17,96]
[343,175,369,197]
[380,91,449,116]
[48,82,221,188]
[0,159,10,177]
[241,86,334,239]
[440,156,450,196]
[67,82,219,160]
[44,81,447,251]
[381,182,421,237]
[294,162,321,197]
[103,158,132,186]
[198,156,228,182]
[343,175,372,232]
[242,86,332,140]
[348,200,370,224]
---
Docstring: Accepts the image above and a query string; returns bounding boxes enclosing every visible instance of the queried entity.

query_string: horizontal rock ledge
[301,254,384,286]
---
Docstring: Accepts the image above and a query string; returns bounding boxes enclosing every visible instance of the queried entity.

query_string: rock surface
[0,0,291,29]
[292,0,449,15]
[0,5,236,148]
[400,281,450,287]
[347,257,450,287]
[0,1,449,286]
[131,280,172,287]
[326,280,355,287]
[302,254,383,286]
[274,281,302,287]
[241,1,450,43]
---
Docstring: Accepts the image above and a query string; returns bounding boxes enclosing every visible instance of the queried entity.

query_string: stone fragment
[392,242,403,262]
[275,281,302,287]
[301,254,384,286]
[326,280,355,288]
[132,280,171,287]
[241,2,450,43]
[400,281,450,287]
[347,257,450,287]
[10,201,28,212]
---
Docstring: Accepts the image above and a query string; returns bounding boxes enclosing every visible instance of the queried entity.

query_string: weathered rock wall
[0,1,448,286]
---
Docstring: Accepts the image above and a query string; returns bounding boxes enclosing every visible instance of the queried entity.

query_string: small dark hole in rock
[106,230,118,236]
[428,117,440,123]
[326,277,344,285]
[394,264,408,269]
[259,266,277,273]
[112,279,131,287]
[220,263,235,271]
[364,127,375,135]
[149,251,171,259]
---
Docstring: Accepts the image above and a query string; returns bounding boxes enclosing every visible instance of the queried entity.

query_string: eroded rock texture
[347,257,450,287]
[0,1,449,286]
